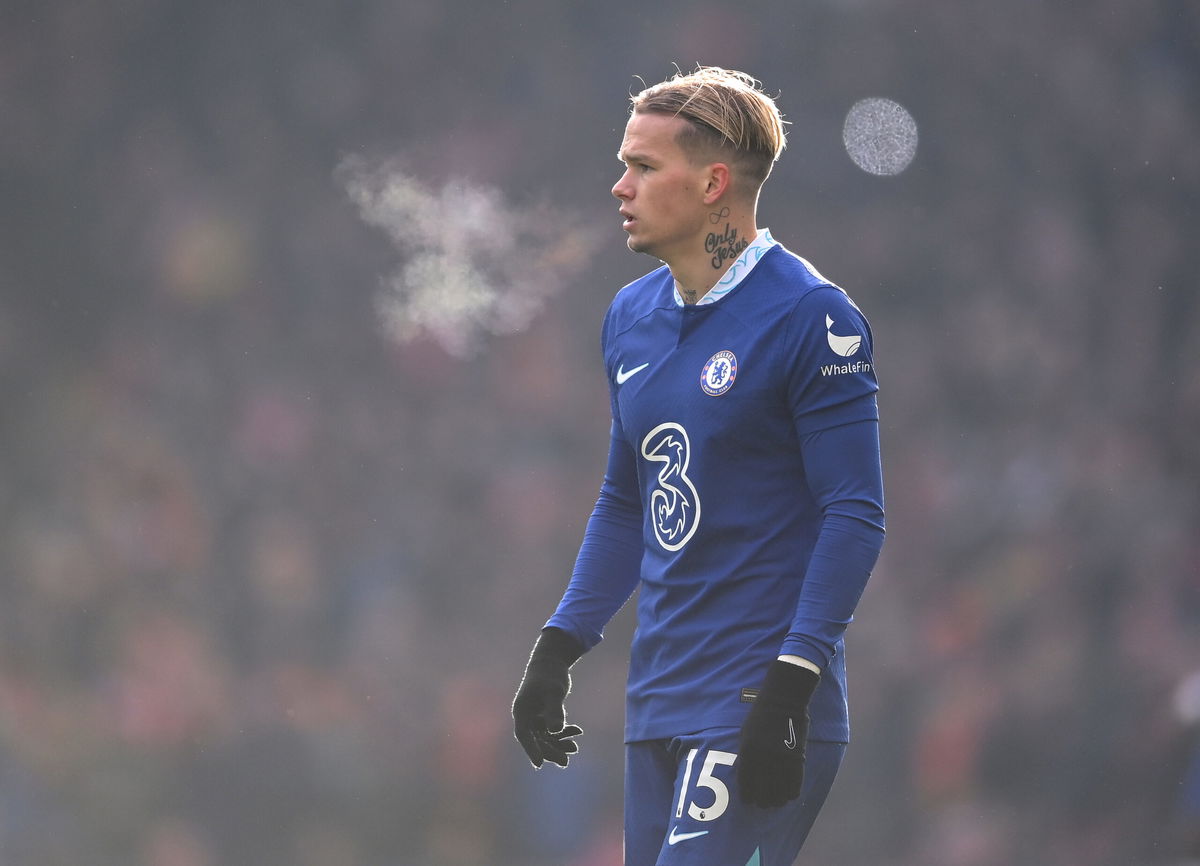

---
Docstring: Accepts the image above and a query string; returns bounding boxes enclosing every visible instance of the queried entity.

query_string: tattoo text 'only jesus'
[705,222,749,270]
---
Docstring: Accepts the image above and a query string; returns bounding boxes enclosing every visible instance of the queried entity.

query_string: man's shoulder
[753,245,840,297]
[605,265,674,327]
[748,246,875,327]
[614,264,673,303]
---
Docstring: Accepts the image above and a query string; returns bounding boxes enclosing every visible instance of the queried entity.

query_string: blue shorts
[624,728,845,866]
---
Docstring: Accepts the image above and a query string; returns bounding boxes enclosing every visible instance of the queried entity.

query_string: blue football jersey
[549,232,884,744]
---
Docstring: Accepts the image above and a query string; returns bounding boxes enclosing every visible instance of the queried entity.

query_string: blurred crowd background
[2,1,1198,864]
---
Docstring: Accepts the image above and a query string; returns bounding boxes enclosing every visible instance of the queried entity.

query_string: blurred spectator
[1,0,1197,863]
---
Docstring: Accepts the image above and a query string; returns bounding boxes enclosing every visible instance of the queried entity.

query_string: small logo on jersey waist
[668,827,710,845]
[826,315,863,357]
[700,350,737,396]
[616,362,650,384]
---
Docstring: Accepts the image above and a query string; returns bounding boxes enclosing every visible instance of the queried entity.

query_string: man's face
[612,111,712,262]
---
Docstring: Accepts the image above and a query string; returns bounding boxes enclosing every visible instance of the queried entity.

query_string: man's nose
[612,169,633,200]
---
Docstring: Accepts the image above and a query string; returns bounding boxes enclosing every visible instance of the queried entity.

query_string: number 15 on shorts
[676,749,737,821]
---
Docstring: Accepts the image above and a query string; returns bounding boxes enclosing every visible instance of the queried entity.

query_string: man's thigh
[624,728,845,866]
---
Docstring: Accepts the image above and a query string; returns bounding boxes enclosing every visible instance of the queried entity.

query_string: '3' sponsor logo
[641,422,701,551]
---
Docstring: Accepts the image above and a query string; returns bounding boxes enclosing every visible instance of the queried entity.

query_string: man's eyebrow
[618,150,652,164]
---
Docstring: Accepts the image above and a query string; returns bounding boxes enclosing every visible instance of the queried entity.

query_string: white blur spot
[337,155,598,357]
[842,97,919,176]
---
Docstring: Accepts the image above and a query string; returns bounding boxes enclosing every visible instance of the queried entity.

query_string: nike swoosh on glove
[512,627,585,768]
[737,660,820,807]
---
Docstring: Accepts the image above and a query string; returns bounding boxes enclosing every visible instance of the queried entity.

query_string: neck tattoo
[705,222,750,271]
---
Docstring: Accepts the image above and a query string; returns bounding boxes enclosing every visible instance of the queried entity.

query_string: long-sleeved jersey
[547,231,886,743]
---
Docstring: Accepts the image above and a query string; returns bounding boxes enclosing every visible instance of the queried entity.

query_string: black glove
[512,627,585,768]
[737,659,820,807]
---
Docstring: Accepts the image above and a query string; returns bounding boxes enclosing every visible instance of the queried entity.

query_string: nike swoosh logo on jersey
[784,717,797,750]
[615,362,650,384]
[668,827,710,845]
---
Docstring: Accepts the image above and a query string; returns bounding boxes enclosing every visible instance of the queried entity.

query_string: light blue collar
[673,228,778,307]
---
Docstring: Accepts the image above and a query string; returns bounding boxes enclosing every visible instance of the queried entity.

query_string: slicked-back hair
[631,66,787,199]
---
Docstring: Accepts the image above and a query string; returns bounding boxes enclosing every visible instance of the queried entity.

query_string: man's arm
[513,423,643,769]
[776,290,883,670]
[544,421,644,649]
[782,416,886,669]
[738,416,884,806]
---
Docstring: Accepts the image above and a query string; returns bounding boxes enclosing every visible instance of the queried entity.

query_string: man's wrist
[759,658,820,711]
[777,654,821,676]
[533,627,585,668]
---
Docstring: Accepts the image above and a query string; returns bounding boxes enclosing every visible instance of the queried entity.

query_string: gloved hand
[512,627,585,768]
[737,659,820,807]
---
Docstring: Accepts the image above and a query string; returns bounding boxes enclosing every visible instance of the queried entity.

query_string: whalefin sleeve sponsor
[785,287,879,435]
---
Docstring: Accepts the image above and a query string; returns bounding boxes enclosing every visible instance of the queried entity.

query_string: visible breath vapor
[338,155,598,357]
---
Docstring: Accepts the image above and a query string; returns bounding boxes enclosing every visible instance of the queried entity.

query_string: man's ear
[701,163,732,204]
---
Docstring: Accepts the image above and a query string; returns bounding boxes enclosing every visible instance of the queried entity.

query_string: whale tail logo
[825,315,862,357]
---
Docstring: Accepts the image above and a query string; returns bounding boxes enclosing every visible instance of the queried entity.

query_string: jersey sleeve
[784,287,879,436]
[544,420,644,651]
[780,413,886,667]
[779,287,885,667]
[545,302,644,651]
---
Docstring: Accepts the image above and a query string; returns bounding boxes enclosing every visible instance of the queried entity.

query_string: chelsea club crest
[700,350,738,396]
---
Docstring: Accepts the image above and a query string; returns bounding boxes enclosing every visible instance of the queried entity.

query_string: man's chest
[610,309,794,451]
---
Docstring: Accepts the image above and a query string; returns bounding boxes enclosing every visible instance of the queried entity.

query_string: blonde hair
[631,66,787,196]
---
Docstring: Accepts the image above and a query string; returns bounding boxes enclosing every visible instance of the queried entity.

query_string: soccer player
[513,66,886,865]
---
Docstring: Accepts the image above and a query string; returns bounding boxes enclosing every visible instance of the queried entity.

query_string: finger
[747,777,782,809]
[741,770,802,809]
[738,759,770,807]
[548,725,582,755]
[538,733,572,767]
[537,727,582,767]
[515,728,546,769]
[552,734,580,758]
[541,746,571,767]
[739,778,763,806]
